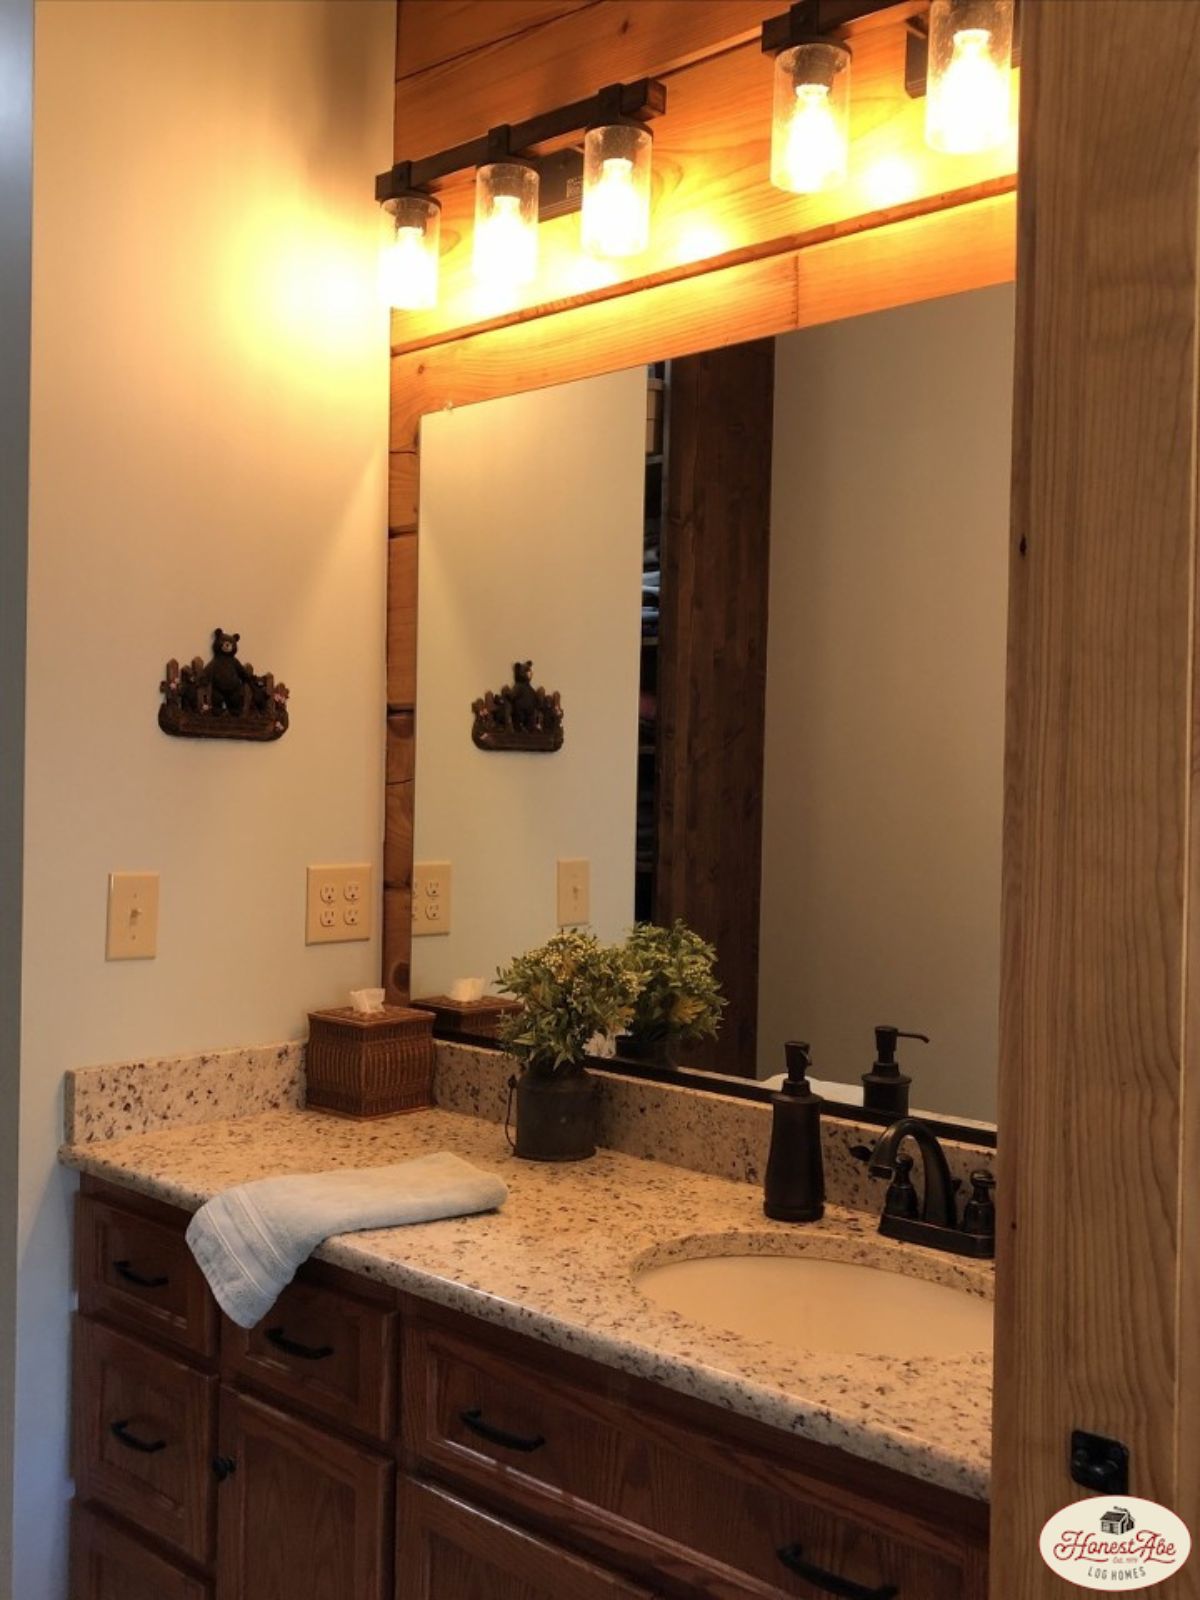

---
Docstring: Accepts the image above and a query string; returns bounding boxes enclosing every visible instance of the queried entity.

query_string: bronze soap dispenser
[763,1040,825,1223]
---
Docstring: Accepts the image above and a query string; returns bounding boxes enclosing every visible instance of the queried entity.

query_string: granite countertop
[61,1105,993,1500]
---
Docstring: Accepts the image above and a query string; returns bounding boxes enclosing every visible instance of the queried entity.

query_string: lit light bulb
[930,28,1009,153]
[584,157,642,257]
[925,0,1014,155]
[377,195,440,312]
[783,82,847,193]
[769,42,851,197]
[473,163,539,290]
[582,123,653,259]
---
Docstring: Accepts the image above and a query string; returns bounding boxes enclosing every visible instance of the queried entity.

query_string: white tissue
[448,977,486,1004]
[349,987,386,1015]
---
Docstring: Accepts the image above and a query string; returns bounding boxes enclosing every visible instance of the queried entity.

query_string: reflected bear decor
[472,660,564,752]
[159,629,290,742]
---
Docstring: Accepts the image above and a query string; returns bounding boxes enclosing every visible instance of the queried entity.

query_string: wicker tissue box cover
[306,1005,435,1119]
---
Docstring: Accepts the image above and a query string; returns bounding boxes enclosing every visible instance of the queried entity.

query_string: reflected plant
[620,920,726,1048]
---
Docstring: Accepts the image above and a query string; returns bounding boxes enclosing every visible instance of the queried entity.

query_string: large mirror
[410,284,1015,1127]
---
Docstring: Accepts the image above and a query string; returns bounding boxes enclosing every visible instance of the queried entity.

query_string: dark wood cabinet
[214,1389,393,1600]
[398,1479,658,1600]
[70,1179,988,1600]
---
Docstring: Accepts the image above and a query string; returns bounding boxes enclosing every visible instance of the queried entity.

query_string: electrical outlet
[307,864,372,944]
[412,862,452,937]
[106,872,160,961]
[557,858,590,926]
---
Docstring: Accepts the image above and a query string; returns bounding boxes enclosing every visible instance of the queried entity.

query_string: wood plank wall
[384,0,1018,1002]
[992,3,1200,1595]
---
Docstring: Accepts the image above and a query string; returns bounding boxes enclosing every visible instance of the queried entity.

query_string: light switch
[412,862,452,937]
[106,872,160,961]
[557,859,590,926]
[306,864,372,945]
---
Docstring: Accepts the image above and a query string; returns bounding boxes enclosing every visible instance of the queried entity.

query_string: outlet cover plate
[306,863,372,944]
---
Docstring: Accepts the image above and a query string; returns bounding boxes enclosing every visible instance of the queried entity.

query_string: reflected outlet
[413,862,452,937]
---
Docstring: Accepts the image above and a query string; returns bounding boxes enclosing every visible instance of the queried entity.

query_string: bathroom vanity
[64,1103,991,1600]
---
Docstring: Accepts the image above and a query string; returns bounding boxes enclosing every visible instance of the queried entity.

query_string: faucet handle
[961,1170,996,1238]
[881,1153,919,1220]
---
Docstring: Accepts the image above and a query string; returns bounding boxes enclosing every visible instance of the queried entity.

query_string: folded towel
[185,1152,508,1328]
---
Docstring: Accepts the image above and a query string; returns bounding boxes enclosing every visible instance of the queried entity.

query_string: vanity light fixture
[763,4,852,195]
[374,79,666,313]
[582,87,655,258]
[378,188,441,311]
[908,0,1016,155]
[474,151,540,288]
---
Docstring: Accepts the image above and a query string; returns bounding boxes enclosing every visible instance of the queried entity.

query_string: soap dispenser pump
[861,1025,929,1117]
[763,1041,824,1223]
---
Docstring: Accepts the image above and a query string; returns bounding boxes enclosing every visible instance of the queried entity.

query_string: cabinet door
[70,1503,211,1600]
[215,1388,393,1600]
[397,1478,658,1600]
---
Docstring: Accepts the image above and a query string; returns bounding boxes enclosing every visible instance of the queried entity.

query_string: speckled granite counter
[60,1104,993,1500]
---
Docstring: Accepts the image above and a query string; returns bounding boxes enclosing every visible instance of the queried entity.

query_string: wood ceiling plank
[396,1,599,81]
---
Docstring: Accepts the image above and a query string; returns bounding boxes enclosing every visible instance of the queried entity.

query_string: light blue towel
[185,1152,508,1328]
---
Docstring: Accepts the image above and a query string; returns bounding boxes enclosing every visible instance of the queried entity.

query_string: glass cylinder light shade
[925,0,1014,155]
[473,161,539,289]
[379,194,440,311]
[582,122,653,259]
[770,41,851,196]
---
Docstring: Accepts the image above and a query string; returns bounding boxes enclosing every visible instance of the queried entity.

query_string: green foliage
[620,920,726,1046]
[497,930,641,1077]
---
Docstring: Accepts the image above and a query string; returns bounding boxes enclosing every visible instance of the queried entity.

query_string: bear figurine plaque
[471,660,564,752]
[159,629,290,742]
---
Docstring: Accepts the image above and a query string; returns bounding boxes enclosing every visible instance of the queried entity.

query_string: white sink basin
[636,1253,992,1359]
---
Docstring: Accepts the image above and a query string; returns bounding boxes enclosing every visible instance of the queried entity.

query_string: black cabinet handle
[459,1407,546,1454]
[213,1455,237,1482]
[777,1545,898,1600]
[265,1326,334,1362]
[110,1419,167,1455]
[113,1259,169,1291]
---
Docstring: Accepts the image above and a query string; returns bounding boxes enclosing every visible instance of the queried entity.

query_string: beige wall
[759,287,1014,1119]
[21,4,394,1592]
[413,371,645,997]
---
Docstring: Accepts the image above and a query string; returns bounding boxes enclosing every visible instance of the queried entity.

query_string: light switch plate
[306,863,372,944]
[106,872,159,961]
[412,861,452,937]
[557,858,590,926]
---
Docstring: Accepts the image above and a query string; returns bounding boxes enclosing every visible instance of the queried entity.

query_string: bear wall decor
[159,629,290,742]
[471,660,564,752]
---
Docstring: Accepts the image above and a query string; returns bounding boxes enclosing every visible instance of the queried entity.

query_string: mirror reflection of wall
[411,284,1014,1125]
[412,370,645,997]
[760,286,1013,1123]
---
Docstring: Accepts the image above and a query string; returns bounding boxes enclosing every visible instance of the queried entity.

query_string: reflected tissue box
[305,1004,436,1118]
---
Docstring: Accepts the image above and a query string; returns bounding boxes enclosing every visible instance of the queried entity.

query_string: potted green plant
[496,930,640,1161]
[617,920,726,1064]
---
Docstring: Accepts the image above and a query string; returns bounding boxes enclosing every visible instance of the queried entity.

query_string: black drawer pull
[113,1259,168,1290]
[110,1419,167,1455]
[213,1454,237,1482]
[265,1326,334,1362]
[459,1408,546,1453]
[777,1545,898,1600]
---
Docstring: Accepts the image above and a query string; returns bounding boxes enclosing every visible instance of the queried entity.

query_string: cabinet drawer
[70,1502,211,1600]
[398,1477,658,1600]
[77,1194,216,1361]
[74,1317,216,1567]
[221,1271,397,1440]
[404,1320,980,1600]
